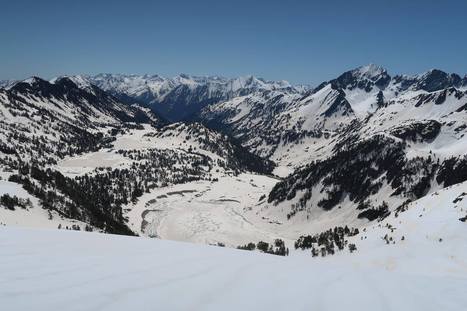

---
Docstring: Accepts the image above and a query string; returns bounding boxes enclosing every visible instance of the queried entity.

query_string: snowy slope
[2,182,467,311]
[0,180,93,230]
[346,179,467,260]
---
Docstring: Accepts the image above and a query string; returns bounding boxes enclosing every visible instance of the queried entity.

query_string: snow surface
[2,189,467,311]
[125,173,281,246]
[2,181,467,311]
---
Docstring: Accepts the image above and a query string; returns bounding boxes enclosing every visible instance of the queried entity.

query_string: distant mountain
[0,79,16,89]
[8,76,162,126]
[392,69,467,93]
[87,73,301,121]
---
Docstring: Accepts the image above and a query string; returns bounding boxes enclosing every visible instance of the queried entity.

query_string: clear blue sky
[1,0,467,85]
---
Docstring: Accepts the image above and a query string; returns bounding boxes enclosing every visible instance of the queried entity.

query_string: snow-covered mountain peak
[355,63,388,80]
[0,79,16,89]
[414,69,463,92]
[52,75,91,86]
[10,76,58,94]
[20,76,48,86]
[12,75,97,96]
[391,68,467,93]
[328,64,391,93]
[15,75,97,99]
[228,75,290,92]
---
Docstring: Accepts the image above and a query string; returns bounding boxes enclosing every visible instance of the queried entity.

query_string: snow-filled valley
[55,125,284,246]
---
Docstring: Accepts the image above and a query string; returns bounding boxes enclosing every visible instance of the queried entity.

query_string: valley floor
[125,173,283,246]
[1,225,466,311]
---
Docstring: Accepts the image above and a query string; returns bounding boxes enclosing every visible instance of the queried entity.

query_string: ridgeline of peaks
[316,64,467,94]
[76,65,467,122]
[328,64,391,91]
[6,76,162,126]
[393,69,466,92]
[1,65,466,243]
[3,65,465,122]
[87,73,298,121]
[198,63,467,173]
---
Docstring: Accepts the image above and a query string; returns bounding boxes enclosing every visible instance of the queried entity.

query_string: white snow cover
[124,172,280,245]
[50,75,94,91]
[87,73,296,103]
[2,181,466,311]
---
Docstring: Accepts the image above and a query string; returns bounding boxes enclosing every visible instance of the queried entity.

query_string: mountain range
[1,64,466,256]
[87,73,300,122]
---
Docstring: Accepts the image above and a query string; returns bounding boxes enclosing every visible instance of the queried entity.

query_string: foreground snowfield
[1,178,466,311]
[2,195,467,311]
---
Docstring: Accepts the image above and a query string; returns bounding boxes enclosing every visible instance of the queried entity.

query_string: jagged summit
[392,68,467,92]
[50,75,94,90]
[12,75,94,99]
[355,64,388,79]
[414,69,463,92]
[330,64,391,91]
